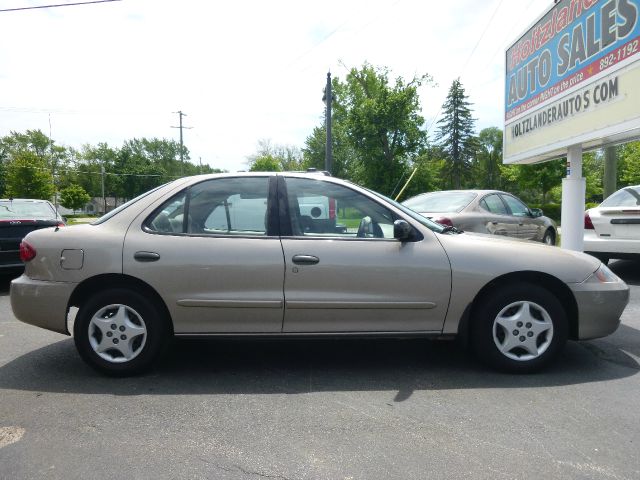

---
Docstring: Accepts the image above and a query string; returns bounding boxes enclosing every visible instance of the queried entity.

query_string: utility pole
[322,72,333,174]
[101,164,106,214]
[603,146,617,200]
[171,111,192,174]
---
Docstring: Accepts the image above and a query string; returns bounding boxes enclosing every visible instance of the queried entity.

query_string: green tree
[249,155,282,172]
[4,151,55,199]
[60,184,91,212]
[327,63,432,194]
[248,139,302,171]
[302,124,358,180]
[619,141,640,186]
[436,79,477,189]
[475,127,503,189]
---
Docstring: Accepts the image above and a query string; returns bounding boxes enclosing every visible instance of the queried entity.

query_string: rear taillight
[584,211,594,230]
[328,198,336,220]
[19,241,37,262]
[433,216,454,227]
[57,222,65,227]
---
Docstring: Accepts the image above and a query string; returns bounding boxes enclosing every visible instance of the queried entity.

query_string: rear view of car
[584,185,640,263]
[0,199,65,269]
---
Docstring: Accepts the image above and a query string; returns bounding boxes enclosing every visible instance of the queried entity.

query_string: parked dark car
[403,190,558,245]
[0,199,65,270]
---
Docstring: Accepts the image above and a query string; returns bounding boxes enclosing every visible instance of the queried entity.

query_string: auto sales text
[507,0,637,108]
[510,77,619,139]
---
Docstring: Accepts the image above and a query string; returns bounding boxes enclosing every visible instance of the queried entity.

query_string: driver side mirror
[394,219,413,241]
[530,208,543,218]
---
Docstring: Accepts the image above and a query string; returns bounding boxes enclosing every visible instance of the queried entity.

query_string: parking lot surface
[1,261,639,480]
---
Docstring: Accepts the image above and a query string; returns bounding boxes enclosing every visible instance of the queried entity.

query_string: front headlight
[585,263,622,284]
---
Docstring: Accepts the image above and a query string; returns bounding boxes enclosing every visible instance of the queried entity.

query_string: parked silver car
[11,173,628,375]
[403,190,558,245]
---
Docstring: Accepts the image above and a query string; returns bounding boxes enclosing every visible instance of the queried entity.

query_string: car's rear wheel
[542,229,556,245]
[74,288,169,376]
[471,283,568,373]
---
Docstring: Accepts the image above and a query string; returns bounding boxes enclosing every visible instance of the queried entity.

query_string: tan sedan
[403,190,558,245]
[10,173,629,375]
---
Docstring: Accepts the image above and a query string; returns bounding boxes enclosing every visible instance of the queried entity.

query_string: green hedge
[530,203,561,223]
[529,202,599,225]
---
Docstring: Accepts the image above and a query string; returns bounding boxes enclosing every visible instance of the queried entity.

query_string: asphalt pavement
[1,261,639,480]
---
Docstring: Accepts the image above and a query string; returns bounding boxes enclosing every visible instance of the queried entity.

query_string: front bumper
[569,279,629,340]
[10,275,76,335]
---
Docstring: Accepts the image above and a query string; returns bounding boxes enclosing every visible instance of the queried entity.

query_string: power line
[0,0,121,13]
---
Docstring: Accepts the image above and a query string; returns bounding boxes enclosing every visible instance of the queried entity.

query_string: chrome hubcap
[492,301,553,361]
[88,304,147,363]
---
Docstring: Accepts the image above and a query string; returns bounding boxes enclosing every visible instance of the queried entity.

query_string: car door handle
[491,221,498,225]
[292,255,319,265]
[134,251,161,262]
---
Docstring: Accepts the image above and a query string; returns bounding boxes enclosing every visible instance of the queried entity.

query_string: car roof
[407,189,504,199]
[0,198,52,203]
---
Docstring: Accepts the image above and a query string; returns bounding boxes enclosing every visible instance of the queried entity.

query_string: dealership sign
[504,0,640,164]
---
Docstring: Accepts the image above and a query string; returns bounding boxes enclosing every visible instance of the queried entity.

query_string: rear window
[600,187,640,207]
[403,192,477,213]
[0,201,55,219]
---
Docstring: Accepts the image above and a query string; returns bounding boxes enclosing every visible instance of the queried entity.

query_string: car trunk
[592,207,640,240]
[0,220,59,267]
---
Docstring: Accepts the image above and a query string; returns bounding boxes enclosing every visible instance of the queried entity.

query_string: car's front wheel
[471,283,568,373]
[74,288,170,376]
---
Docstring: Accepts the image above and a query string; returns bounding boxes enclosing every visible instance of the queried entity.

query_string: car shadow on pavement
[609,259,640,286]
[0,328,638,402]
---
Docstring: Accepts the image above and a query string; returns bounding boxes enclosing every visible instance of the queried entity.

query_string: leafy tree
[501,159,565,204]
[248,139,303,171]
[394,146,447,201]
[4,151,55,199]
[60,184,91,212]
[475,127,503,189]
[619,141,640,186]
[302,124,357,180]
[329,63,433,194]
[436,79,477,189]
[249,155,282,172]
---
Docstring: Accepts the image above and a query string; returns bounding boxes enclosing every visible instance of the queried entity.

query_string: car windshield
[0,201,55,219]
[403,191,477,213]
[366,189,447,233]
[600,186,640,207]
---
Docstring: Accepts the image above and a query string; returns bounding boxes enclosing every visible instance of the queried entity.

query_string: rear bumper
[584,230,640,255]
[569,280,629,340]
[10,275,76,335]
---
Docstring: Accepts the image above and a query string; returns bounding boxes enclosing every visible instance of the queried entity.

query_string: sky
[0,0,553,172]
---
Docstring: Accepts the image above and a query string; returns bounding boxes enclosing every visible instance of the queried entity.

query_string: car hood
[435,230,600,284]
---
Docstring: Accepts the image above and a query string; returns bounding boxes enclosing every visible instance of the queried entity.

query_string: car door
[123,176,286,334]
[500,194,540,240]
[279,176,451,333]
[478,194,519,237]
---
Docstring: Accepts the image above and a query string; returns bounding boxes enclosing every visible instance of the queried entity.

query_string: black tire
[542,229,556,246]
[471,283,568,373]
[74,288,170,376]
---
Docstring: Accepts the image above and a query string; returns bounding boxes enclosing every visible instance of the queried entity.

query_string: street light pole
[323,72,333,174]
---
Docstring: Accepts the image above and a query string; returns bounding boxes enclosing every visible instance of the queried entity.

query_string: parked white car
[584,185,640,264]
